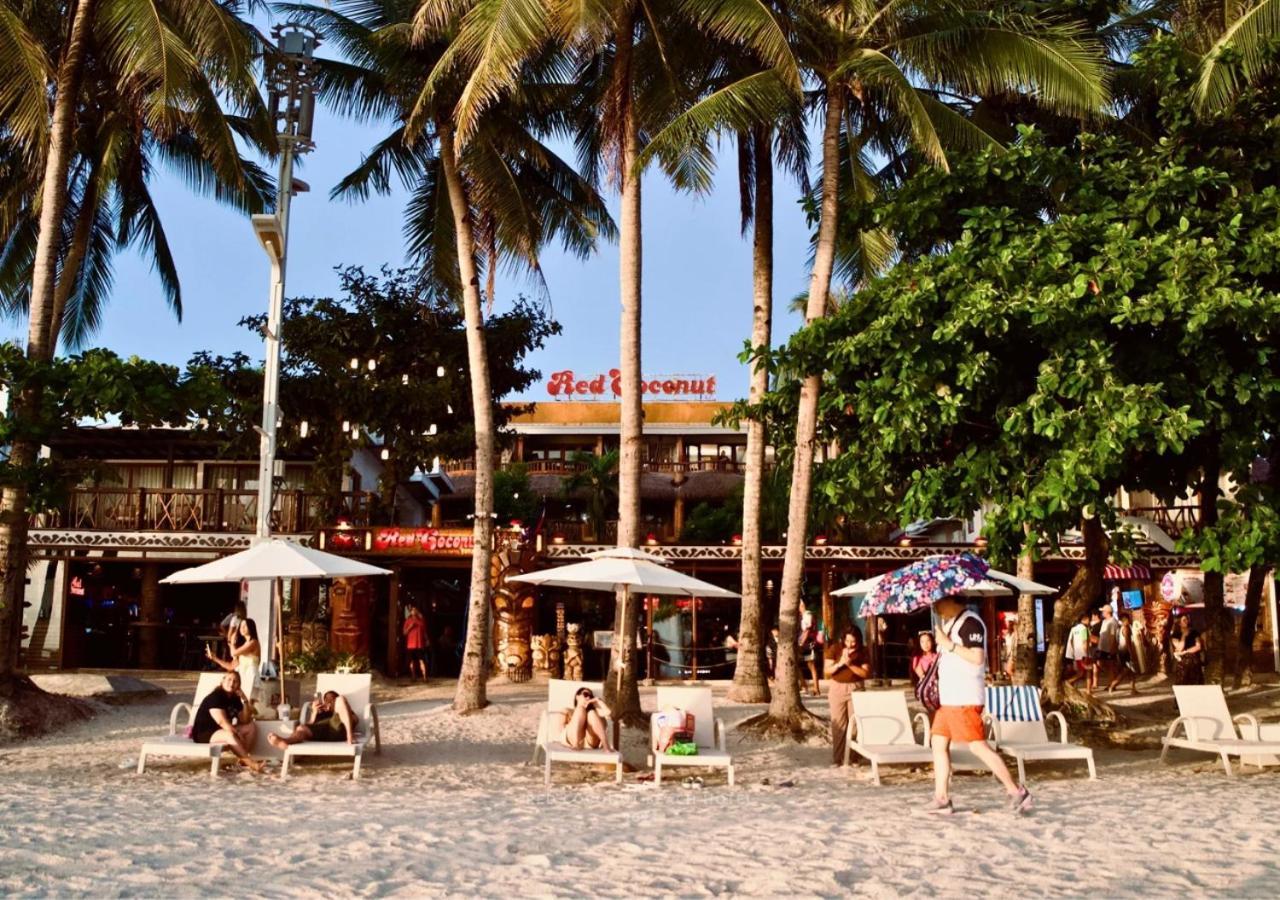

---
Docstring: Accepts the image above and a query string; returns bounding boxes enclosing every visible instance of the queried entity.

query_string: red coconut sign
[546,368,716,400]
[371,527,475,556]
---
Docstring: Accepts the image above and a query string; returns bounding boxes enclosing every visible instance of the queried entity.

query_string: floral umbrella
[859,553,992,616]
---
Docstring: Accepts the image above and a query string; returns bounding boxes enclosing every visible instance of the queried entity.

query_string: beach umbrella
[833,553,1056,617]
[163,539,392,704]
[509,547,738,694]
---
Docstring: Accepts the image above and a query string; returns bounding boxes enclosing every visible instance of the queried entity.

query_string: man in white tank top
[926,596,1032,815]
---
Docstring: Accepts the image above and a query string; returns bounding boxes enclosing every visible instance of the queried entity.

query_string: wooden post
[136,487,147,529]
[138,563,162,668]
[387,566,402,677]
[645,594,654,683]
[691,598,699,682]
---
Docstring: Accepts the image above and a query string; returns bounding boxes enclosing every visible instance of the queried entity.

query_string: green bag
[667,740,698,756]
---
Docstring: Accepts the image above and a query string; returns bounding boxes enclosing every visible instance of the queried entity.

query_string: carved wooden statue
[531,634,562,679]
[563,623,585,681]
[491,541,538,682]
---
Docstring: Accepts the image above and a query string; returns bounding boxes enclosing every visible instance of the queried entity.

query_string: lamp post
[252,22,320,541]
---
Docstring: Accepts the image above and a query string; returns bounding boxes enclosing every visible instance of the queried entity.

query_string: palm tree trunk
[0,0,97,679]
[1233,563,1266,688]
[1042,516,1108,704]
[729,125,773,704]
[439,123,495,713]
[766,83,844,728]
[1012,546,1038,685]
[607,6,643,721]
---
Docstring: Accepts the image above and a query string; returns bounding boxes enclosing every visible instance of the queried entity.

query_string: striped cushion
[985,685,1043,722]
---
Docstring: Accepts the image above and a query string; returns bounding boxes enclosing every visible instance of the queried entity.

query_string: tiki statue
[531,634,562,679]
[563,623,585,681]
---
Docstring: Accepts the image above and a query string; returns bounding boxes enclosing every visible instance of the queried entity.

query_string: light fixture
[446,405,453,415]
[898,536,913,547]
[380,448,389,460]
[349,357,359,370]
[814,534,828,546]
[552,534,566,545]
[299,420,309,438]
[974,535,989,549]
[731,534,742,546]
[513,492,520,499]
[428,424,437,435]
[436,365,445,377]
[341,420,350,432]
[367,359,376,372]
[645,533,658,546]
[402,374,409,385]
[351,425,360,439]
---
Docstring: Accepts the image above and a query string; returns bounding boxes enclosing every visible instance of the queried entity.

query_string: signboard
[371,527,474,556]
[546,368,716,400]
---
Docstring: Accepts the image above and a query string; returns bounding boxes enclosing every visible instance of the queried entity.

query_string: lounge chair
[1160,684,1280,776]
[281,673,382,780]
[137,673,231,778]
[985,685,1096,781]
[646,686,735,787]
[844,690,936,785]
[532,679,622,786]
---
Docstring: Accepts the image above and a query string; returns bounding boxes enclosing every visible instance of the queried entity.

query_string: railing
[34,488,379,534]
[1124,505,1200,539]
[446,458,748,476]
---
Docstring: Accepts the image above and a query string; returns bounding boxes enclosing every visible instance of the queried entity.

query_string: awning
[1104,564,1151,581]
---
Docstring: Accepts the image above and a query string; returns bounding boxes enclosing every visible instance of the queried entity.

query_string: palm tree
[424,0,799,720]
[0,0,270,679]
[561,450,620,541]
[291,0,614,711]
[1190,0,1280,112]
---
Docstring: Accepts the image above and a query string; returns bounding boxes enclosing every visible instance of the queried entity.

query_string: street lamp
[252,22,321,541]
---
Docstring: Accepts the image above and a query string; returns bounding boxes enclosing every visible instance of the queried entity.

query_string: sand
[1,677,1278,898]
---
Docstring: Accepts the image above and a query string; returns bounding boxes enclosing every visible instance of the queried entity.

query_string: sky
[2,44,818,404]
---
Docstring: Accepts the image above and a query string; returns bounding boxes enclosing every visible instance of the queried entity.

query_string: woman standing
[1170,614,1204,685]
[910,632,938,686]
[798,609,822,697]
[207,618,262,702]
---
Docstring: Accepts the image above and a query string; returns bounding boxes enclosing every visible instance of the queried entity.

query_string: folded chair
[281,673,382,780]
[986,685,1096,781]
[646,686,735,787]
[1160,685,1280,776]
[533,679,623,785]
[137,673,231,778]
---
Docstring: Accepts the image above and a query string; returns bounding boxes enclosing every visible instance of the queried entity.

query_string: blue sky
[3,72,818,404]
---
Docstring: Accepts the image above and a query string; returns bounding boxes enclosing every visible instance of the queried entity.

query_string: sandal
[682,776,696,789]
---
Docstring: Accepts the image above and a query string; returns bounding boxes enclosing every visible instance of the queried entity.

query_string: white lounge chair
[646,686,735,787]
[137,673,232,778]
[844,691,936,785]
[281,673,382,780]
[986,685,1096,781]
[532,679,622,786]
[1160,684,1280,776]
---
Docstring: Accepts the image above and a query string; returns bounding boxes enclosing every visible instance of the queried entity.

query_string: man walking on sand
[925,595,1032,815]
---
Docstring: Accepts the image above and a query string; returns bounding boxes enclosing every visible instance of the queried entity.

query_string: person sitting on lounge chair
[191,671,263,772]
[558,687,613,751]
[269,691,358,748]
[652,705,693,753]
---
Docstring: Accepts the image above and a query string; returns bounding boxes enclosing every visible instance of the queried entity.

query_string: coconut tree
[286,0,614,711]
[1188,0,1280,111]
[420,0,799,720]
[0,0,271,680]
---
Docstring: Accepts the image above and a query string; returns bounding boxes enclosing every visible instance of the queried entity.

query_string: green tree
[561,451,620,542]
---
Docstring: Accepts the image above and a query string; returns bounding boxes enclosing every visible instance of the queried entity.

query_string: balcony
[33,488,379,534]
[1124,505,1200,539]
[445,458,748,476]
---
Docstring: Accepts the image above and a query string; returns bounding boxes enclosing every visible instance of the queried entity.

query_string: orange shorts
[931,705,986,743]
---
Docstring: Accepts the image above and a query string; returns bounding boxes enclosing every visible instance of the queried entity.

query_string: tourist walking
[825,628,869,766]
[1065,613,1092,690]
[926,596,1031,815]
[1171,614,1204,684]
[1096,605,1120,689]
[403,605,429,682]
[765,627,779,680]
[1107,611,1141,693]
[799,610,822,697]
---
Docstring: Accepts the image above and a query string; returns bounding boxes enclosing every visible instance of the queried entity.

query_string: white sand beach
[2,678,1278,898]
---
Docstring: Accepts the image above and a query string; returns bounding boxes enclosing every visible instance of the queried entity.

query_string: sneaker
[924,796,954,815]
[1010,786,1033,814]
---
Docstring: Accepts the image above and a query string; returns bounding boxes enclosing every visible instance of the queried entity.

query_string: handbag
[914,654,942,713]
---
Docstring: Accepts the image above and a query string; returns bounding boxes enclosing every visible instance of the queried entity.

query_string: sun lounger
[986,685,1096,781]
[844,690,936,785]
[281,673,382,780]
[1160,684,1280,776]
[532,679,622,786]
[646,686,735,787]
[137,673,230,778]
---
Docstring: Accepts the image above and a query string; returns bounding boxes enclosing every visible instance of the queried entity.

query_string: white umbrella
[163,539,392,704]
[832,568,1056,598]
[509,547,739,694]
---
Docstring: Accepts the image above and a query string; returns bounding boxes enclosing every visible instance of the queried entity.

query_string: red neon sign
[371,527,475,556]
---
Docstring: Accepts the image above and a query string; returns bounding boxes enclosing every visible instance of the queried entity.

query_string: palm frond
[1194,0,1280,112]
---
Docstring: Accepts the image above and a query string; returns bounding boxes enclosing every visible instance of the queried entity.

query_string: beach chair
[137,673,230,778]
[844,691,936,785]
[281,673,382,780]
[646,686,735,787]
[986,685,1096,782]
[532,679,623,786]
[1160,684,1280,776]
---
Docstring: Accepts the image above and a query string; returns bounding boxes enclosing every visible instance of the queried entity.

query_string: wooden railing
[34,488,378,533]
[446,458,748,476]
[1123,505,1200,538]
